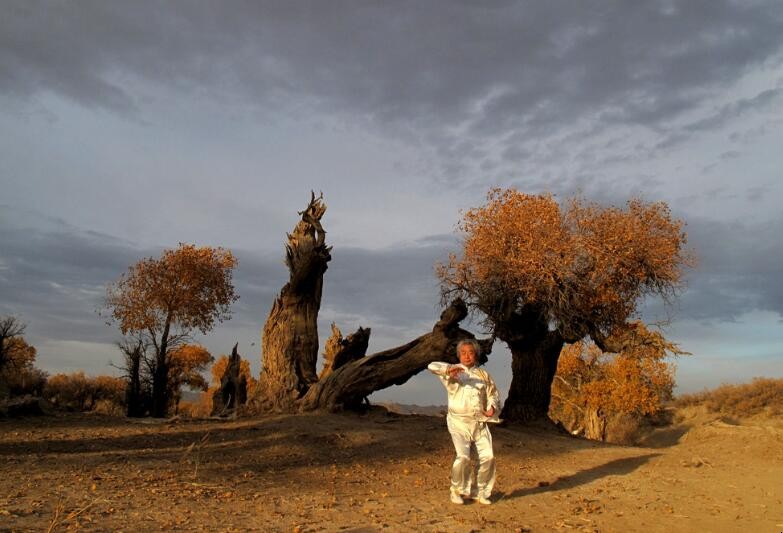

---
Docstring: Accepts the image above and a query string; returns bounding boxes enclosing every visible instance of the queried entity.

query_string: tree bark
[300,299,491,412]
[500,331,564,423]
[253,193,332,412]
[125,342,144,418]
[584,407,607,441]
[151,321,171,418]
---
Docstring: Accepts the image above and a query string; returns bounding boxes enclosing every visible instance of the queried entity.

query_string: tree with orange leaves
[550,321,686,440]
[167,344,213,413]
[0,316,30,374]
[438,188,692,422]
[105,243,238,417]
[0,317,47,398]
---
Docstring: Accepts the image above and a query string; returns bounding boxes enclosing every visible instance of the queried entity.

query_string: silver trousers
[446,414,496,498]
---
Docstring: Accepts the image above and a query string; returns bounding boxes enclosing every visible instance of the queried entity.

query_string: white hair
[456,339,481,357]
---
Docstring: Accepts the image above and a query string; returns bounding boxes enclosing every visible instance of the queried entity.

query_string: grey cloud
[323,237,456,332]
[656,86,783,158]
[746,185,772,203]
[0,208,158,343]
[685,88,783,133]
[642,214,783,323]
[3,1,782,187]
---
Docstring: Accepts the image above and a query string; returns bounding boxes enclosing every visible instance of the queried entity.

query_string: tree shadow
[500,453,660,500]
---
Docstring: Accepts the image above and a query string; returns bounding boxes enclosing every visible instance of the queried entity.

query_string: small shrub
[1,366,47,397]
[178,392,213,418]
[44,372,126,413]
[675,378,783,418]
[605,414,645,445]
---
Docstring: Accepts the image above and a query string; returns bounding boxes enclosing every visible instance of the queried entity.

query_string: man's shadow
[498,453,660,501]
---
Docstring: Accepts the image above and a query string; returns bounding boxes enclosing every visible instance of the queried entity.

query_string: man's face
[458,344,477,367]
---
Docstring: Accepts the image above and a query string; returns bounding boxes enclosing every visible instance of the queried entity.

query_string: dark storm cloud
[655,87,783,152]
[3,1,782,182]
[0,208,157,341]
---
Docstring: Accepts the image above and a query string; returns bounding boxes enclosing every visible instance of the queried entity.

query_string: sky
[2,1,783,406]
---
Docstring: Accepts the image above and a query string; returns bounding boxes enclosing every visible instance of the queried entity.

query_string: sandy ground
[0,407,781,532]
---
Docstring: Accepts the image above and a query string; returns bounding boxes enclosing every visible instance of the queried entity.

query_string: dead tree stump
[253,192,331,412]
[212,343,247,415]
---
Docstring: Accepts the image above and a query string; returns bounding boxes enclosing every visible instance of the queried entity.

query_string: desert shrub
[45,372,92,410]
[1,366,48,397]
[675,378,783,418]
[44,372,126,413]
[92,375,127,414]
[178,392,213,418]
[550,324,683,443]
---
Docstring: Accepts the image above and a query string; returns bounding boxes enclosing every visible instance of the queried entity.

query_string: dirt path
[1,409,781,532]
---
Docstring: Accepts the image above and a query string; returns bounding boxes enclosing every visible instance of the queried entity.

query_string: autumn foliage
[549,321,686,441]
[117,342,213,416]
[167,344,214,402]
[43,372,126,414]
[106,244,238,337]
[0,318,47,398]
[439,189,690,338]
[438,188,692,421]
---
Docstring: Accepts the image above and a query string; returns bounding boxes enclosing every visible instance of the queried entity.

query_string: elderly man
[428,339,499,505]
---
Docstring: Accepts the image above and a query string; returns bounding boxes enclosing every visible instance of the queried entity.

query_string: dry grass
[674,377,783,418]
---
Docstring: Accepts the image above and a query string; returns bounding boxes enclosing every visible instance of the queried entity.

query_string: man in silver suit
[428,339,500,505]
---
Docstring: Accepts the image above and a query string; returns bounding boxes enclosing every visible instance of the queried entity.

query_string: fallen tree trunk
[300,299,492,412]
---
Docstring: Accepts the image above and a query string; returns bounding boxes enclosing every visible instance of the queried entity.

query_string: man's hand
[447,365,465,379]
[483,406,495,417]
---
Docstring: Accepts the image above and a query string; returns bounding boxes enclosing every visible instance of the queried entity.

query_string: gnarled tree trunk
[584,407,607,441]
[253,193,331,412]
[125,341,144,418]
[151,322,171,418]
[301,299,491,412]
[500,330,564,423]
